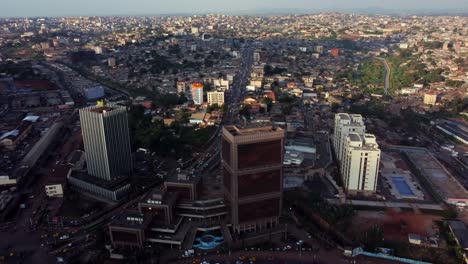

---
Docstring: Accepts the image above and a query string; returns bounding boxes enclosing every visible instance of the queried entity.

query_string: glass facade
[238,198,280,222]
[112,230,139,244]
[223,168,232,193]
[222,138,231,166]
[237,140,282,169]
[238,169,281,198]
[167,186,191,200]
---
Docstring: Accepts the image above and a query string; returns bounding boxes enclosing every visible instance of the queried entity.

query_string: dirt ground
[348,208,443,241]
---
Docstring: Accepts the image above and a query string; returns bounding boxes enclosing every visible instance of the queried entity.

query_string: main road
[377,57,391,97]
[191,42,255,174]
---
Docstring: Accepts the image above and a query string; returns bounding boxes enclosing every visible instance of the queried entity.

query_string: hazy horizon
[2,0,468,18]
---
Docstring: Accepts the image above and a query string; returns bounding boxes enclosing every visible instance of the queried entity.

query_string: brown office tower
[222,125,284,234]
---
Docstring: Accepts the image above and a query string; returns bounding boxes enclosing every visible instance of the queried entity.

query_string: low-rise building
[423,92,438,105]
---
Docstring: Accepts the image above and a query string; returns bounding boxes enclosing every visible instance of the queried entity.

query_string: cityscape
[0,1,467,264]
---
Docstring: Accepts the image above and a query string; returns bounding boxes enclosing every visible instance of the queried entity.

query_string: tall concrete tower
[222,125,284,234]
[79,103,132,181]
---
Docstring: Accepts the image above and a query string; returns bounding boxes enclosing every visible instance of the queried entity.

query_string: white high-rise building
[333,113,365,161]
[191,83,204,105]
[341,133,380,193]
[207,91,225,106]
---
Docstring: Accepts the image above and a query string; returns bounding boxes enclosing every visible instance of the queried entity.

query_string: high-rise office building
[79,103,132,181]
[222,125,284,234]
[333,113,365,161]
[191,83,204,105]
[207,91,225,106]
[341,133,380,193]
[69,103,132,201]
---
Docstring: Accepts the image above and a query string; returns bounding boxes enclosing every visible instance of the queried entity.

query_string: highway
[377,57,391,96]
[190,42,255,175]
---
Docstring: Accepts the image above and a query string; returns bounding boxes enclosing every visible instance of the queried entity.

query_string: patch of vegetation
[354,59,386,87]
[128,106,216,159]
[423,41,444,49]
[385,51,445,89]
[445,79,465,88]
[264,64,287,76]
[437,221,465,263]
[349,99,386,119]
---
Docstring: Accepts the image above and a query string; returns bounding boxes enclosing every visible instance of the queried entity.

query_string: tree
[175,109,190,123]
[207,103,220,112]
[264,64,287,76]
[454,58,464,66]
[281,104,293,115]
[239,105,251,119]
[261,97,273,111]
[331,103,340,112]
[178,93,188,104]
[445,80,464,88]
[361,224,384,252]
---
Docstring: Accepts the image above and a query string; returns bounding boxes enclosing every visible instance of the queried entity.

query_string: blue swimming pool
[392,176,415,196]
[193,233,224,250]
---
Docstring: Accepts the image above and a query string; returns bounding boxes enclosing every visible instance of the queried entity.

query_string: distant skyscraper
[79,103,132,181]
[333,113,365,161]
[341,133,380,193]
[191,83,204,105]
[222,125,284,234]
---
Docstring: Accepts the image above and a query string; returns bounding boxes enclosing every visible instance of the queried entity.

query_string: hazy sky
[2,0,468,17]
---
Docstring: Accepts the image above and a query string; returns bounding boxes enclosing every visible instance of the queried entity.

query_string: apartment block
[333,113,365,161]
[341,133,380,193]
[207,91,225,106]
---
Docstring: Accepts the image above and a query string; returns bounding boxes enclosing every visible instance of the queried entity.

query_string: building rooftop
[448,221,468,249]
[191,83,203,88]
[88,106,115,113]
[224,125,283,137]
[69,169,129,190]
[22,116,40,123]
[338,113,350,120]
[141,188,178,206]
[166,173,201,185]
[348,133,361,142]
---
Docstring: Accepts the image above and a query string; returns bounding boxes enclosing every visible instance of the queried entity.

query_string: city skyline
[0,3,466,263]
[2,0,468,17]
